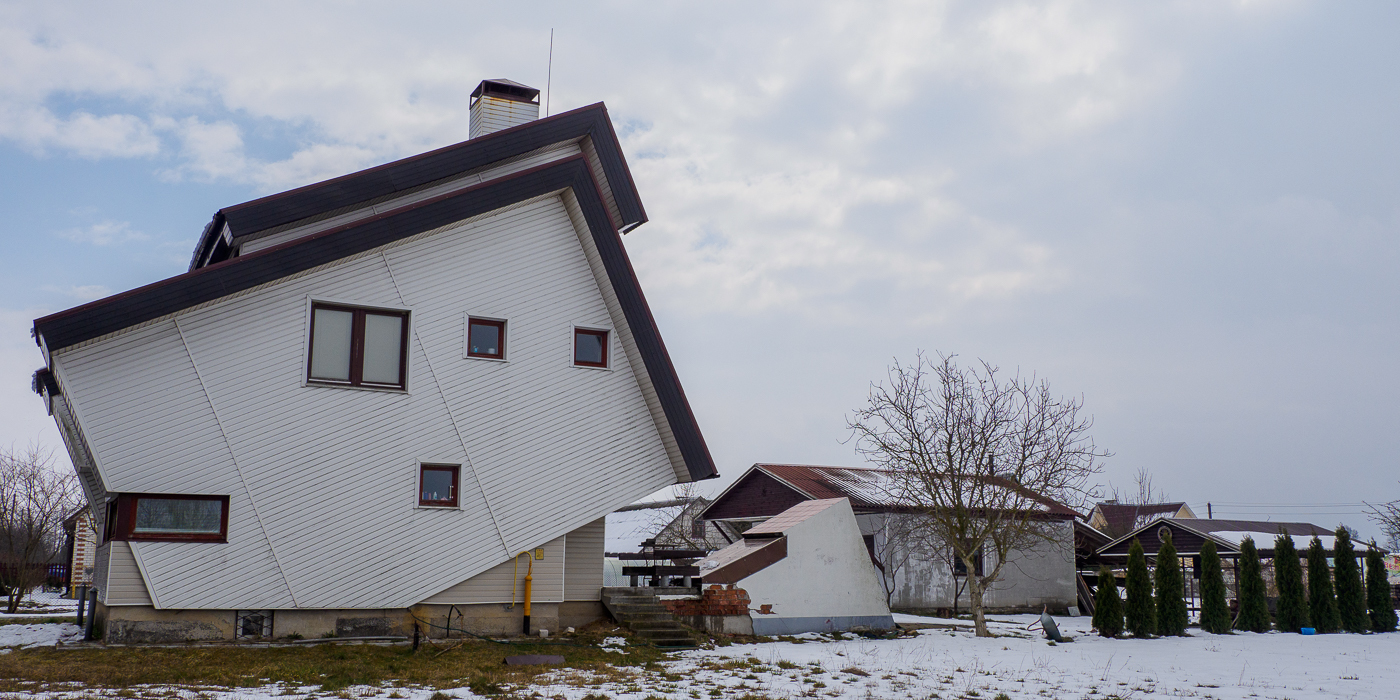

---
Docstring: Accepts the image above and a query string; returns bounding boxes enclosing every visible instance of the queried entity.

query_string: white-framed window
[572,325,611,369]
[464,314,508,361]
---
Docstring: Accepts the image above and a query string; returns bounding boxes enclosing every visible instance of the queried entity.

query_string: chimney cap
[471,79,541,104]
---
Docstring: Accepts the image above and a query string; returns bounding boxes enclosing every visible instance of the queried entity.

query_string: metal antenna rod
[546,29,554,117]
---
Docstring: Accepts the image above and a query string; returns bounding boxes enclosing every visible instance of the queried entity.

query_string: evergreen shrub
[1198,539,1232,634]
[1235,536,1271,633]
[1272,531,1308,633]
[1366,547,1398,633]
[1093,565,1124,638]
[1332,527,1367,633]
[1125,538,1156,638]
[1307,536,1340,633]
[1154,530,1189,636]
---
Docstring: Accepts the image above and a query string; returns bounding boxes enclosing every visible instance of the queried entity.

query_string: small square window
[573,328,609,368]
[467,318,506,359]
[419,464,459,508]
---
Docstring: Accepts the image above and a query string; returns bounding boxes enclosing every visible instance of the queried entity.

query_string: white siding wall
[103,541,153,606]
[564,518,605,601]
[422,534,565,604]
[53,196,677,610]
[93,542,110,603]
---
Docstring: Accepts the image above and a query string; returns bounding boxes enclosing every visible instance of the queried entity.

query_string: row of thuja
[1091,527,1397,638]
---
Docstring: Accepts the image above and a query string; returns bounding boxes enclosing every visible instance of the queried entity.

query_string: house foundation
[97,601,606,643]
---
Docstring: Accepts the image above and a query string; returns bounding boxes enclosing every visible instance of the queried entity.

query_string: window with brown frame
[307,302,410,389]
[106,494,230,542]
[573,328,609,368]
[952,543,985,577]
[419,464,460,508]
[466,317,506,359]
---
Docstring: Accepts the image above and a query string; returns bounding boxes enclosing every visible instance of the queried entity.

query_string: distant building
[62,506,97,595]
[1087,501,1197,538]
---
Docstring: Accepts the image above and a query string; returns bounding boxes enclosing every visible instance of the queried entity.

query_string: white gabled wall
[52,196,677,611]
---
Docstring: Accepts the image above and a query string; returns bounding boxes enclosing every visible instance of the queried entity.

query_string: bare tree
[0,444,80,613]
[1365,489,1400,550]
[1110,467,1168,506]
[848,353,1106,637]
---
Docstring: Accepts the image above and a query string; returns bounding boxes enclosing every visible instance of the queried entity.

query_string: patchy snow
[0,622,81,651]
[1,616,1398,698]
[1210,530,1340,552]
[0,590,80,619]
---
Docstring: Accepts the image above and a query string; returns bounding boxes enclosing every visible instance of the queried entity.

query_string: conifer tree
[1235,536,1271,632]
[1093,565,1124,638]
[1332,527,1367,633]
[1272,531,1308,633]
[1154,530,1188,636]
[1125,538,1156,638]
[1198,539,1232,634]
[1366,547,1398,633]
[1307,536,1340,633]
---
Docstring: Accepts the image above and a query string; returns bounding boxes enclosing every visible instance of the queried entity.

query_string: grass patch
[0,617,75,626]
[0,634,667,693]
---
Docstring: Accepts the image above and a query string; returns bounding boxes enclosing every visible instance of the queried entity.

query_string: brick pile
[664,584,751,617]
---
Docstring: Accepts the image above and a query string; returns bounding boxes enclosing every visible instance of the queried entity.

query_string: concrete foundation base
[675,614,753,636]
[97,599,608,643]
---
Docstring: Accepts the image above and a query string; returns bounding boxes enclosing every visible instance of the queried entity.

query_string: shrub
[1272,531,1308,633]
[1154,530,1188,636]
[1198,539,1231,634]
[1124,538,1156,638]
[1093,565,1123,638]
[1307,536,1340,633]
[1332,527,1367,634]
[1366,546,1398,633]
[1235,536,1271,632]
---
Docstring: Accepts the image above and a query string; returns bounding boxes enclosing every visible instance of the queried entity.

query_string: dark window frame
[466,317,507,360]
[690,519,706,539]
[952,543,985,577]
[418,463,460,508]
[572,327,610,368]
[107,494,230,543]
[307,301,411,390]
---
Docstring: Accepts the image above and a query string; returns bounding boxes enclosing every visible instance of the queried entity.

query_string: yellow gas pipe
[511,551,535,635]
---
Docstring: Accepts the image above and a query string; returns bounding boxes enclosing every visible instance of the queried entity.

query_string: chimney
[469,79,541,139]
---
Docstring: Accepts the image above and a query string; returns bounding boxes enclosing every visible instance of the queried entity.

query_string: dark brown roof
[702,463,1079,520]
[1092,502,1187,533]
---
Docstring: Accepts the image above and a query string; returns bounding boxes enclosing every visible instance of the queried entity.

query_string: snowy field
[3,613,1399,699]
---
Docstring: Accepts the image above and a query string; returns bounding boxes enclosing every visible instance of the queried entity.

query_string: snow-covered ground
[0,591,79,619]
[2,614,1398,698]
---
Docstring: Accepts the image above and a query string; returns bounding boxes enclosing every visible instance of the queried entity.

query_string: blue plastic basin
[1300,627,1316,635]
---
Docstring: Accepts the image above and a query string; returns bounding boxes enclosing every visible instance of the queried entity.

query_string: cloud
[55,220,148,246]
[0,106,160,158]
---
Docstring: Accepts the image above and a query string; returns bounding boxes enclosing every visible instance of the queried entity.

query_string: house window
[308,302,409,389]
[573,328,609,368]
[107,494,230,542]
[419,464,459,508]
[952,544,985,577]
[691,519,706,539]
[466,317,506,359]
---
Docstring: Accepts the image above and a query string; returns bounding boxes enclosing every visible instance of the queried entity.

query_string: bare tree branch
[848,352,1107,637]
[0,443,80,613]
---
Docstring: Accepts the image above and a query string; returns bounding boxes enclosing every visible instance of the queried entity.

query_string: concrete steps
[600,587,698,649]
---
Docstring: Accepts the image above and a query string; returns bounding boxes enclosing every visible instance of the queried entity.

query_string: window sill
[415,504,461,510]
[304,381,409,394]
[465,355,509,363]
[571,363,613,372]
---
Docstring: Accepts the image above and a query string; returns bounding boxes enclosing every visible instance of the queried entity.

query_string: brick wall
[664,584,751,617]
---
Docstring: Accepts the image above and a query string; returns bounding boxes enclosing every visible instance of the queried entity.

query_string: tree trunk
[967,565,990,637]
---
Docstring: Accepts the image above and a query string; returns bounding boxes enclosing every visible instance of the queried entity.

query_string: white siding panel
[420,534,565,604]
[103,541,152,606]
[53,194,680,611]
[93,542,111,603]
[564,518,605,601]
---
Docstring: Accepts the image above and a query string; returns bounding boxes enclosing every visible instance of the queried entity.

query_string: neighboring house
[61,506,97,595]
[604,498,740,587]
[1087,501,1197,538]
[700,464,1079,614]
[1093,517,1379,603]
[699,498,894,635]
[30,79,717,643]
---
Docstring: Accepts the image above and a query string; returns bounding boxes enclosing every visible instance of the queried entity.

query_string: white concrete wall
[737,499,893,634]
[870,515,1076,613]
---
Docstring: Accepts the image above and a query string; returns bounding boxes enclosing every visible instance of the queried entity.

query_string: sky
[1,1,1397,539]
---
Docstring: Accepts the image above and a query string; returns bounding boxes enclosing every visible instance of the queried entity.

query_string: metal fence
[0,563,71,591]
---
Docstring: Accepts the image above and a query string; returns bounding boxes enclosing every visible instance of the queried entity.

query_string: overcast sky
[2,1,1397,538]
